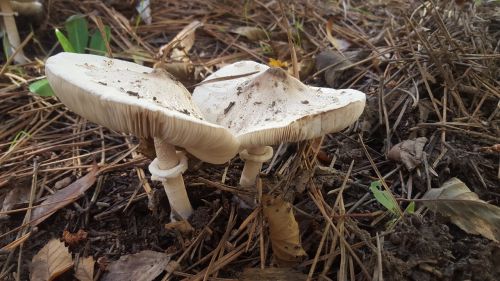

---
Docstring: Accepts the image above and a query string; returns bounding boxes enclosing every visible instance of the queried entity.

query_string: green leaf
[89,25,111,55]
[65,15,89,53]
[29,79,55,97]
[2,31,12,60]
[55,29,75,52]
[404,202,415,214]
[370,181,398,215]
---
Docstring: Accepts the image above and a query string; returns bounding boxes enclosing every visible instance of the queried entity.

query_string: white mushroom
[0,0,43,64]
[11,0,43,17]
[193,61,366,187]
[46,52,240,220]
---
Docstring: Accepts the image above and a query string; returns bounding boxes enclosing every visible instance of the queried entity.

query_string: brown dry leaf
[422,177,500,242]
[231,26,268,41]
[157,21,202,82]
[159,20,202,57]
[262,194,306,266]
[54,177,72,190]
[479,144,500,153]
[387,137,428,170]
[102,250,171,281]
[325,17,351,51]
[315,50,363,88]
[74,256,95,281]
[239,267,307,281]
[0,184,30,220]
[30,239,74,281]
[163,61,194,82]
[97,256,110,271]
[30,167,98,226]
[165,220,194,235]
[62,229,88,246]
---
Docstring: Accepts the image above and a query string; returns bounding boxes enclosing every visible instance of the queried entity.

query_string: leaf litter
[262,194,306,266]
[30,239,74,281]
[0,0,499,280]
[102,250,172,281]
[74,256,95,281]
[422,177,500,242]
[30,166,98,226]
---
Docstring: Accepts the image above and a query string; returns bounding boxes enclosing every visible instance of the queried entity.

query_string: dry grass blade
[0,232,30,252]
[30,239,74,281]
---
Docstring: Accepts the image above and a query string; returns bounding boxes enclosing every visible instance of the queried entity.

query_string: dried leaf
[54,177,72,190]
[97,256,110,271]
[387,137,427,170]
[479,144,500,153]
[62,229,88,246]
[231,26,268,41]
[325,17,350,51]
[0,184,30,219]
[159,20,202,57]
[422,177,500,242]
[102,250,171,281]
[315,50,363,88]
[239,267,307,281]
[30,239,74,281]
[262,195,306,266]
[30,167,98,226]
[75,256,95,281]
[165,220,194,235]
[163,61,194,82]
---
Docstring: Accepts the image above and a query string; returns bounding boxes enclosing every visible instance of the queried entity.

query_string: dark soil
[378,215,500,281]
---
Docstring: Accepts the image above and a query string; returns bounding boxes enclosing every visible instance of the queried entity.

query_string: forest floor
[1,0,499,280]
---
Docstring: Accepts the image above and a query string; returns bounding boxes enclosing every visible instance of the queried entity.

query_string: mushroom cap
[192,61,366,147]
[46,52,239,164]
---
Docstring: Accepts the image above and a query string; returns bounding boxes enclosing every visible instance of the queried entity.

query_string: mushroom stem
[0,0,27,63]
[153,138,193,220]
[239,146,273,187]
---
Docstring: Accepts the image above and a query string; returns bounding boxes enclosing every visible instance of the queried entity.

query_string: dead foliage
[0,0,498,280]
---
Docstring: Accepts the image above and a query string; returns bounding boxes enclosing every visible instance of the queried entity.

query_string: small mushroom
[46,52,240,220]
[11,0,43,17]
[193,61,366,187]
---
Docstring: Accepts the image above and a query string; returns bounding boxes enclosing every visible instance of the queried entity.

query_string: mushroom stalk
[239,146,273,187]
[153,138,193,220]
[0,0,27,63]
